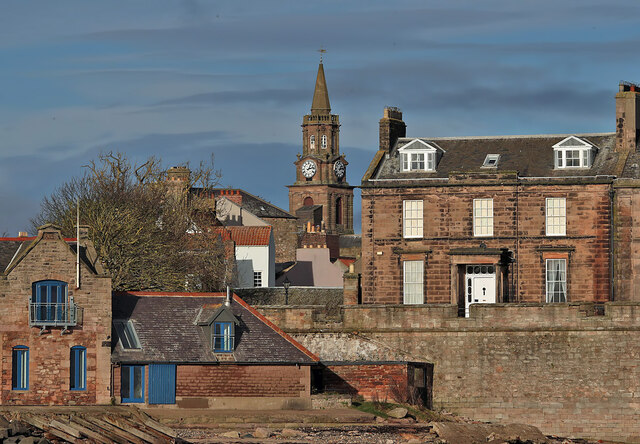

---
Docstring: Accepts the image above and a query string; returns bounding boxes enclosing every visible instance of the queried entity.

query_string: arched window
[32,280,68,324]
[304,197,314,206]
[12,346,28,390]
[70,346,86,390]
[335,197,343,225]
[310,135,315,149]
[321,135,327,149]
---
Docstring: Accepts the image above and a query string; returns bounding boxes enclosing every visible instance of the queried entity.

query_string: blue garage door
[148,364,176,404]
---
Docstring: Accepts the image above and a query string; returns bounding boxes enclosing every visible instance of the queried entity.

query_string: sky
[2,0,640,235]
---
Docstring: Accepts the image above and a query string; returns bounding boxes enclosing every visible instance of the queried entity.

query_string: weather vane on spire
[318,46,326,63]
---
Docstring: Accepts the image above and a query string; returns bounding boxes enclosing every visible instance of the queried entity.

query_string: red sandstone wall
[361,183,611,304]
[323,364,408,402]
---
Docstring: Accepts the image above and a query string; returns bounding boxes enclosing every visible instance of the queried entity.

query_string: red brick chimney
[379,107,406,153]
[221,189,243,206]
[616,82,640,154]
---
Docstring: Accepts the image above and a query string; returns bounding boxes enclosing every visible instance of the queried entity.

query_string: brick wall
[258,303,640,442]
[176,364,310,397]
[0,227,112,405]
[361,182,612,305]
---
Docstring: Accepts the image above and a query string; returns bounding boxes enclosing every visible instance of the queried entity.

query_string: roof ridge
[399,132,615,141]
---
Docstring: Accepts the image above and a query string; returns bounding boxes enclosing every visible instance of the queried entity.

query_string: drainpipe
[610,185,615,302]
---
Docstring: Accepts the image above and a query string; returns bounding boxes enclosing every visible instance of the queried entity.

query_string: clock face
[301,160,317,178]
[334,160,346,179]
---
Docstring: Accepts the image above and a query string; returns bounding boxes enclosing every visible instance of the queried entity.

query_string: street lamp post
[283,276,291,305]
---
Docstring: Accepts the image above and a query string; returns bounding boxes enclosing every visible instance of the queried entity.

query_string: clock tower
[288,62,354,234]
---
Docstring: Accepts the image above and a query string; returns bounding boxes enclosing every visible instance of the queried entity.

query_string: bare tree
[32,152,232,291]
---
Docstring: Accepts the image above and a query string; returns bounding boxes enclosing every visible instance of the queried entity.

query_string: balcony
[29,302,80,327]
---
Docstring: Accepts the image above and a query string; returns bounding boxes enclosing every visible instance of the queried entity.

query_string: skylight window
[114,320,141,349]
[482,154,500,168]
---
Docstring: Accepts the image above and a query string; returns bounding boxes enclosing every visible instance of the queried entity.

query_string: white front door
[465,265,496,317]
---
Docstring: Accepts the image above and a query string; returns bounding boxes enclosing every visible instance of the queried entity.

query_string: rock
[10,421,29,436]
[4,436,23,444]
[37,438,50,444]
[0,417,10,428]
[0,428,9,439]
[281,428,301,437]
[407,440,422,444]
[18,437,39,444]
[253,427,271,439]
[375,416,386,423]
[220,430,240,438]
[431,422,549,444]
[387,407,408,419]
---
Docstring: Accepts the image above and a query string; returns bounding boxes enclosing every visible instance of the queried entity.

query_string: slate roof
[209,189,296,219]
[111,292,318,365]
[213,226,272,246]
[364,133,621,186]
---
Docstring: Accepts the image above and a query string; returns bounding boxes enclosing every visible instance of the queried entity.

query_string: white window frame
[553,136,594,169]
[546,258,567,303]
[403,200,423,238]
[398,139,441,172]
[403,260,424,304]
[321,134,327,149]
[473,198,493,237]
[309,135,315,149]
[253,271,263,287]
[545,197,566,236]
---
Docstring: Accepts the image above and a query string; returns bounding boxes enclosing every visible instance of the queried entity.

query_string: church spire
[311,63,331,114]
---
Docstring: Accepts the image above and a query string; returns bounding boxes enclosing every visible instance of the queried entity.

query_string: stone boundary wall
[257,302,640,443]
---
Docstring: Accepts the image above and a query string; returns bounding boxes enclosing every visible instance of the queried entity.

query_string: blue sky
[2,0,640,234]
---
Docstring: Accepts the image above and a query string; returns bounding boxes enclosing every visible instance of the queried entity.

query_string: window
[321,134,327,149]
[473,199,493,237]
[403,261,424,304]
[253,271,263,287]
[402,152,435,172]
[12,346,28,390]
[403,200,423,238]
[553,136,594,169]
[113,320,141,349]
[121,365,144,403]
[31,280,70,325]
[70,346,86,390]
[482,154,500,168]
[546,259,567,302]
[213,322,234,352]
[310,135,315,149]
[546,198,566,236]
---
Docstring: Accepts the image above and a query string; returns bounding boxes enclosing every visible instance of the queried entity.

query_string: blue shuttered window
[12,346,29,390]
[148,364,176,405]
[70,346,86,390]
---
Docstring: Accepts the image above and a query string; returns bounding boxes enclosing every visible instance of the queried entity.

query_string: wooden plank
[22,414,80,444]
[102,414,165,443]
[131,409,177,438]
[73,416,131,444]
[81,415,146,444]
[50,419,83,438]
[68,419,113,444]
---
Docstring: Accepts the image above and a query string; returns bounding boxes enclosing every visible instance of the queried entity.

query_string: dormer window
[310,135,315,149]
[398,139,442,172]
[553,136,595,169]
[213,322,234,352]
[482,154,500,168]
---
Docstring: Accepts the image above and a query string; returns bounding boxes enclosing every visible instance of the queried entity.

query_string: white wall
[235,244,274,287]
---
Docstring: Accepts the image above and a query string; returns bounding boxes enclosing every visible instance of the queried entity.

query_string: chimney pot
[18,231,28,237]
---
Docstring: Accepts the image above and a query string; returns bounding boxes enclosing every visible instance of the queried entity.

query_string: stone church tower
[288,63,354,234]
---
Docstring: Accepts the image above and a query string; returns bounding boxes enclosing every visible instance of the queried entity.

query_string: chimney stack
[379,106,406,153]
[616,82,640,154]
[18,231,28,237]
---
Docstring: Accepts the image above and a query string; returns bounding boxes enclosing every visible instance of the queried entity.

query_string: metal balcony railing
[29,303,78,327]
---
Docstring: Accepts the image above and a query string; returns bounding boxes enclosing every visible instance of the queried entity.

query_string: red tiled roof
[339,258,356,267]
[212,226,271,246]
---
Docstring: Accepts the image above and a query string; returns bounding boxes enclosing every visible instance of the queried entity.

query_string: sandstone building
[360,83,640,311]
